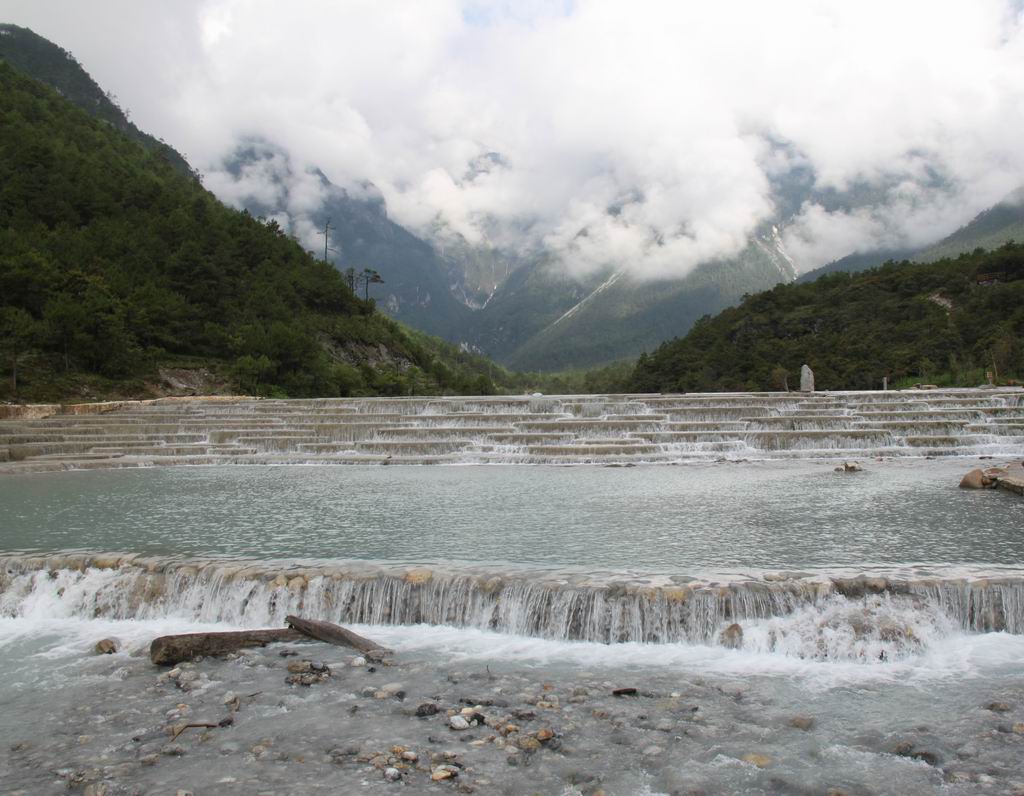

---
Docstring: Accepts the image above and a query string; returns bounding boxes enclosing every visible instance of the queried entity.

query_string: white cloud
[5,0,1024,275]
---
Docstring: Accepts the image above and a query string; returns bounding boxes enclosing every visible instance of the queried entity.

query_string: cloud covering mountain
[6,0,1024,277]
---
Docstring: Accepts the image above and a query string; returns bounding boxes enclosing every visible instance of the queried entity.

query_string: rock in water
[719,623,744,649]
[94,638,119,655]
[959,469,991,489]
[800,364,815,392]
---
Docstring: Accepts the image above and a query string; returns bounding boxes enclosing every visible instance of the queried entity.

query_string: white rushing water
[3,553,1024,663]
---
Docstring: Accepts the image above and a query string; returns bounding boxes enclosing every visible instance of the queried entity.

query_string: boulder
[959,469,991,489]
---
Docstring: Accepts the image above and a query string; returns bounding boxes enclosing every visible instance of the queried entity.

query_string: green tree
[44,292,86,372]
[770,365,790,392]
[0,307,37,394]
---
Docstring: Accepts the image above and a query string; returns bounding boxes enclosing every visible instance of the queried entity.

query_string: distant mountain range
[7,23,1023,374]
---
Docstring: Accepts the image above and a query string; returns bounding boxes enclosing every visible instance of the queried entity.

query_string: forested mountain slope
[0,23,193,177]
[0,63,506,401]
[630,245,1024,393]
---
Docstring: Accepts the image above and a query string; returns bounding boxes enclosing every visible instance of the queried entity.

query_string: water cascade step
[2,553,1022,659]
[1,388,1022,471]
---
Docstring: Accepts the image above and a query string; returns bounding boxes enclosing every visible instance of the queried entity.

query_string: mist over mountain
[206,142,474,341]
[6,2,1024,277]
[6,4,1024,370]
[797,187,1024,284]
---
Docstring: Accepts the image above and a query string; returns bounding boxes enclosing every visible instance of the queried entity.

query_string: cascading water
[3,553,1022,663]
[2,388,1022,470]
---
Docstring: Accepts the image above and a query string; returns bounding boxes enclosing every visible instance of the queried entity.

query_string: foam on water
[3,553,1024,683]
[3,607,1024,696]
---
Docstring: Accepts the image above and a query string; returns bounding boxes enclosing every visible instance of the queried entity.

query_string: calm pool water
[1,459,1021,571]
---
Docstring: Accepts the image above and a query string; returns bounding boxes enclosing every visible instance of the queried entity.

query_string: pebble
[642,745,664,756]
[790,716,815,730]
[450,715,471,730]
[432,765,459,781]
[416,702,441,717]
[383,767,402,782]
[742,753,772,768]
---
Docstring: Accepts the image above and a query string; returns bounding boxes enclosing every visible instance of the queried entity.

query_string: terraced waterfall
[3,552,1023,662]
[2,388,1023,471]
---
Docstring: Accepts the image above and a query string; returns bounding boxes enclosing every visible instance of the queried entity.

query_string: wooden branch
[149,617,391,666]
[285,615,391,657]
[171,722,218,741]
[150,628,304,665]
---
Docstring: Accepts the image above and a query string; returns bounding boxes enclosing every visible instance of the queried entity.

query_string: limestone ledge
[4,551,1023,604]
[0,395,254,421]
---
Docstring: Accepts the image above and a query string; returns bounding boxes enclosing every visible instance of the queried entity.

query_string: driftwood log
[149,617,390,665]
[150,628,304,665]
[286,615,392,659]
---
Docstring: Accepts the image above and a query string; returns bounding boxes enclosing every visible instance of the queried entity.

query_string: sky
[4,0,1024,277]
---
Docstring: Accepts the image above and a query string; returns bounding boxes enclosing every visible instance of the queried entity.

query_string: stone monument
[800,364,815,392]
